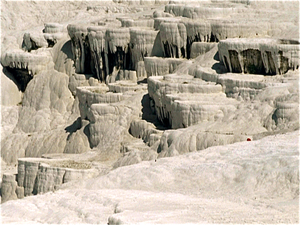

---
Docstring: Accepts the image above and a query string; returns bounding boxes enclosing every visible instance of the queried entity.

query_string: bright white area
[2,131,298,224]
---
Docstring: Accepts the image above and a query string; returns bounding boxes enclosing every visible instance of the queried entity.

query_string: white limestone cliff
[159,22,187,58]
[218,38,300,75]
[144,57,185,77]
[0,2,299,222]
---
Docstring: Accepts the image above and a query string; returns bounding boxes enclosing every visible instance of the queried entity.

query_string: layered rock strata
[144,57,185,77]
[43,23,66,47]
[1,158,97,203]
[148,74,234,128]
[1,0,299,206]
[218,38,300,75]
[67,24,91,74]
[1,49,52,91]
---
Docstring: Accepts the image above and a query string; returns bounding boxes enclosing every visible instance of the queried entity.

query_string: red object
[247,138,251,141]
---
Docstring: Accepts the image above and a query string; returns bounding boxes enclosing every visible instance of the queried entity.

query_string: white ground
[1,131,298,224]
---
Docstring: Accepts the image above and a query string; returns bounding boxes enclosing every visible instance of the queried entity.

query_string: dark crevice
[186,34,201,59]
[242,49,265,74]
[22,38,39,52]
[163,41,184,58]
[47,39,56,47]
[180,47,185,58]
[83,36,92,74]
[210,32,219,42]
[65,117,81,140]
[228,50,242,73]
[5,67,33,92]
[106,46,131,76]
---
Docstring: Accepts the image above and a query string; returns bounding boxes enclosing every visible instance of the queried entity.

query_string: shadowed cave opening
[242,49,265,74]
[5,67,33,92]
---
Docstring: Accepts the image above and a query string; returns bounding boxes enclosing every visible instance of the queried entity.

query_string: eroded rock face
[15,69,73,133]
[1,66,22,106]
[43,23,66,47]
[129,28,158,79]
[1,158,98,202]
[87,26,107,81]
[1,174,18,203]
[1,49,52,91]
[1,0,299,208]
[218,38,300,75]
[84,91,145,157]
[67,24,91,74]
[22,32,48,52]
[160,22,187,58]
[144,57,185,77]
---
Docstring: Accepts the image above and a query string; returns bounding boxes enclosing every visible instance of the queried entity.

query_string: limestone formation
[119,17,154,28]
[67,24,91,74]
[1,0,299,208]
[129,28,158,72]
[1,174,18,203]
[87,26,107,81]
[22,32,48,52]
[144,57,185,77]
[159,22,187,58]
[43,23,66,47]
[1,49,52,91]
[52,37,74,76]
[190,42,217,59]
[1,157,98,201]
[218,38,300,75]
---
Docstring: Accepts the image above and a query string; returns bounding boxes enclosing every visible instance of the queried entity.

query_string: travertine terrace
[0,0,299,224]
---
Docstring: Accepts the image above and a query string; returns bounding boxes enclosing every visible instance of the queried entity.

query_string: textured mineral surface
[0,0,299,224]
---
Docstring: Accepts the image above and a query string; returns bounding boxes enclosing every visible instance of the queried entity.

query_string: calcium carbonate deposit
[0,0,299,224]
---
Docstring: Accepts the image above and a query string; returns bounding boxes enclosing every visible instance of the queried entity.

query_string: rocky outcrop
[218,38,300,75]
[43,23,66,47]
[76,85,124,120]
[51,36,74,76]
[153,17,181,30]
[148,74,233,128]
[1,158,98,202]
[190,42,217,59]
[1,0,299,208]
[14,69,73,133]
[144,57,185,77]
[67,24,91,74]
[0,174,18,203]
[165,4,238,19]
[108,80,147,93]
[87,26,107,81]
[86,99,137,149]
[272,94,299,129]
[159,22,187,58]
[157,126,246,158]
[119,17,154,28]
[1,49,52,91]
[22,32,48,52]
[129,28,158,79]
[104,27,131,80]
[129,119,163,146]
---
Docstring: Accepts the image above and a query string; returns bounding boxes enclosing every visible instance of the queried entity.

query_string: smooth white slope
[1,131,299,224]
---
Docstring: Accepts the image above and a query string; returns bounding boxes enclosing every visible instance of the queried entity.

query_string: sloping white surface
[2,131,299,224]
